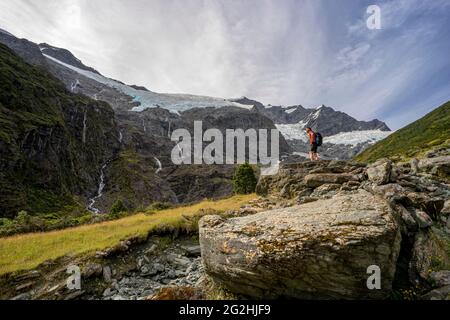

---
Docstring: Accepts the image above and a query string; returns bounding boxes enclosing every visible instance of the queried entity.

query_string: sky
[0,0,449,130]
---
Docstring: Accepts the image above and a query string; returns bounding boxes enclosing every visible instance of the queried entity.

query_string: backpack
[315,132,323,146]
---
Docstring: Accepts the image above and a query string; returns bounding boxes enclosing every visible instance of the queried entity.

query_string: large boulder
[409,229,450,284]
[256,161,364,198]
[405,192,445,220]
[304,173,358,188]
[418,156,450,171]
[366,158,392,185]
[199,190,401,299]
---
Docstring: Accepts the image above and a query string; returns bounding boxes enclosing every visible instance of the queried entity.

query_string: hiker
[306,127,321,161]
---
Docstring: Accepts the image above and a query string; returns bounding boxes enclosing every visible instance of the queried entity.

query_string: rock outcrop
[199,190,401,299]
[367,158,392,185]
[202,155,450,300]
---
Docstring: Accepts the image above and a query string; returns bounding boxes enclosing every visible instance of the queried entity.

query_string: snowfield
[285,107,298,114]
[323,130,392,146]
[43,54,253,114]
[276,123,392,146]
[275,124,309,142]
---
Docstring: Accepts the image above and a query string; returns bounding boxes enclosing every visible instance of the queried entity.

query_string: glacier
[323,130,392,146]
[43,54,253,114]
[276,122,392,146]
[275,123,309,142]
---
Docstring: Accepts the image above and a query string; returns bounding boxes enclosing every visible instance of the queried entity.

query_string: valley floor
[0,194,256,276]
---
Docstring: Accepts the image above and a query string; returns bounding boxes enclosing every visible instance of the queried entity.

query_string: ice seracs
[323,130,392,146]
[275,123,308,142]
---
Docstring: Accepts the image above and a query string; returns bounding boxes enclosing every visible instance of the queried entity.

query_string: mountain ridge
[356,100,450,163]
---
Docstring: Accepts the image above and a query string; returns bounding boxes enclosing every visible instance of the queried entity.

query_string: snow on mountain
[41,45,392,149]
[275,109,322,142]
[285,107,298,114]
[130,105,156,113]
[276,122,392,146]
[43,54,253,114]
[0,28,14,37]
[275,123,309,142]
[310,109,321,120]
[323,130,392,146]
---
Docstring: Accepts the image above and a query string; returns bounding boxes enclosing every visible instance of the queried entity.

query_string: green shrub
[232,163,257,194]
[15,210,31,225]
[147,201,173,211]
[0,218,13,228]
[109,199,128,217]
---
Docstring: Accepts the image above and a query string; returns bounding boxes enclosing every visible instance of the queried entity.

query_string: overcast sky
[0,0,449,129]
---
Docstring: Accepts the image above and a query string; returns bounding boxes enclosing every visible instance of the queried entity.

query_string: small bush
[148,201,173,211]
[0,218,13,228]
[109,199,128,217]
[232,163,257,194]
[15,210,31,225]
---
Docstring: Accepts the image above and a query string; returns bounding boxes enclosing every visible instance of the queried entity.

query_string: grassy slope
[0,194,256,275]
[356,101,450,163]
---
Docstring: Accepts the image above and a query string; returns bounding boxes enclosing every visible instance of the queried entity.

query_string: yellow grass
[0,194,256,276]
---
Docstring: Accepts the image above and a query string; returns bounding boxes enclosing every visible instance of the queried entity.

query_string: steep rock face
[199,190,401,299]
[300,106,390,136]
[0,30,48,67]
[0,44,120,217]
[180,106,292,156]
[234,98,391,135]
[253,104,311,124]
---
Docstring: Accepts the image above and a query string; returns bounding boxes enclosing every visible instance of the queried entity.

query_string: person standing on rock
[306,127,320,161]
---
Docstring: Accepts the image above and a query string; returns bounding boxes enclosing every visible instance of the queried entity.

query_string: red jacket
[308,131,316,145]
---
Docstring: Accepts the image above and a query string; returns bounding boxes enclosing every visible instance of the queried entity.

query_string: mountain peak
[0,28,13,37]
[39,43,101,75]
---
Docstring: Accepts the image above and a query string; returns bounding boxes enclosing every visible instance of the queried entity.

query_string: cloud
[0,0,449,129]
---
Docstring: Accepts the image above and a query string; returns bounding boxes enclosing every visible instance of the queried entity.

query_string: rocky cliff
[0,43,120,217]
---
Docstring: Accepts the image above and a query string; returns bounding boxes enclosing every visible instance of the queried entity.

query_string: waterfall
[87,162,109,214]
[82,108,87,144]
[154,157,162,174]
[119,131,123,143]
[71,79,80,92]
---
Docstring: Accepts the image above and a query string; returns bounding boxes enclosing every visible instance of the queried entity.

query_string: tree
[232,163,257,194]
[16,210,31,225]
[109,199,128,217]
